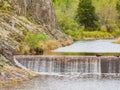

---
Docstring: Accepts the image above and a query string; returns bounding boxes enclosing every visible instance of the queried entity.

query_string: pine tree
[76,0,99,30]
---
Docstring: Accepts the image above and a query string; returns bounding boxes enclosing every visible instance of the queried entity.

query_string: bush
[20,32,47,54]
[65,29,114,40]
[79,31,113,40]
[112,30,120,37]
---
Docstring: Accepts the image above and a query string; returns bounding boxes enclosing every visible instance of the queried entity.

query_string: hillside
[53,0,120,40]
[0,0,73,85]
[0,0,73,54]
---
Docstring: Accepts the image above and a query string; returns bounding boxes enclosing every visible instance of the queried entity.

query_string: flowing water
[14,56,120,78]
[2,40,120,90]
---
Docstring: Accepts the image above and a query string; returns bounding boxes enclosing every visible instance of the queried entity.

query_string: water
[3,75,120,90]
[2,40,120,90]
[14,56,120,78]
[53,40,120,53]
[2,56,119,90]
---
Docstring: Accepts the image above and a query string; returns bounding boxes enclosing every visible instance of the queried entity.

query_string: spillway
[14,56,120,78]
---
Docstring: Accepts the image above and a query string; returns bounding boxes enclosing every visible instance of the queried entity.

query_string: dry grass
[39,40,59,50]
[18,38,73,55]
[115,37,120,44]
[60,39,73,46]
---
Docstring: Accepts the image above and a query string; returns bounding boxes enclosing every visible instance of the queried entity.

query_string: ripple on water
[2,75,120,90]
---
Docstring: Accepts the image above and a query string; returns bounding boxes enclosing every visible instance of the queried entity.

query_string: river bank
[65,30,120,41]
[0,55,39,87]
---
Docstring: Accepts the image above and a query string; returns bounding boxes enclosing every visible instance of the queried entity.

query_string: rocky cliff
[0,0,73,84]
[0,0,72,52]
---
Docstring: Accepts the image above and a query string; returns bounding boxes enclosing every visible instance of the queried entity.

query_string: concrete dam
[14,55,120,78]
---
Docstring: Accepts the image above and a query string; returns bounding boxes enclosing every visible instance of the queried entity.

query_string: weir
[14,55,120,78]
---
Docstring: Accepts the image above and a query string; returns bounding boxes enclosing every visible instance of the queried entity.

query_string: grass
[65,30,118,41]
[19,32,47,54]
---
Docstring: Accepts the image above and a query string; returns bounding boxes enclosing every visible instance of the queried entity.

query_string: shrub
[112,30,120,37]
[20,32,47,54]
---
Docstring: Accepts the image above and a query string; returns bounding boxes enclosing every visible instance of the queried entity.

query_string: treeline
[53,0,120,40]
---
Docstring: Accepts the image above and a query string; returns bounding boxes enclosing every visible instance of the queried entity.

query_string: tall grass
[65,30,114,41]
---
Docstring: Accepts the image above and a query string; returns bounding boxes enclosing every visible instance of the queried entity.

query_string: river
[54,39,120,53]
[3,75,120,90]
[2,40,120,90]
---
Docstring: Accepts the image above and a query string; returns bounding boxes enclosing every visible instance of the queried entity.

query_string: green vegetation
[20,32,48,54]
[53,0,120,41]
[116,0,120,28]
[53,0,79,31]
[65,30,115,40]
[76,0,99,30]
[0,1,12,10]
[19,32,61,54]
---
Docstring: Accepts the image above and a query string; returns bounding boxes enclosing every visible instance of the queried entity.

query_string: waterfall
[14,56,120,78]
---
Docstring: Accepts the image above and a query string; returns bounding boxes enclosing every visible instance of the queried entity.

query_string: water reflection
[53,40,120,53]
[44,51,120,56]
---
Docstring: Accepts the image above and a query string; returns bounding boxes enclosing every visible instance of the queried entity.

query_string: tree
[75,0,99,30]
[116,0,120,28]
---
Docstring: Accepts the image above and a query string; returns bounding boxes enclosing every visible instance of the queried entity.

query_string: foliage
[53,0,120,40]
[23,32,47,48]
[20,32,47,54]
[65,30,114,40]
[0,1,12,10]
[58,16,79,31]
[53,0,79,32]
[52,0,72,8]
[116,0,120,27]
[75,0,100,30]
[111,30,120,37]
[116,0,120,14]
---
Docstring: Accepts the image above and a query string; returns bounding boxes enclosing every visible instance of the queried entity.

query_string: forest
[53,0,120,41]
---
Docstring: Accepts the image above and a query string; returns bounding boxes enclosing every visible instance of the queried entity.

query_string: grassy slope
[0,1,70,54]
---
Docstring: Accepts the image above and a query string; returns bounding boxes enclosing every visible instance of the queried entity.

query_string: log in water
[14,56,120,78]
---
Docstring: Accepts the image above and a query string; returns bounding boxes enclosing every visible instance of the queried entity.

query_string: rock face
[0,0,72,84]
[10,0,71,41]
[0,0,73,50]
